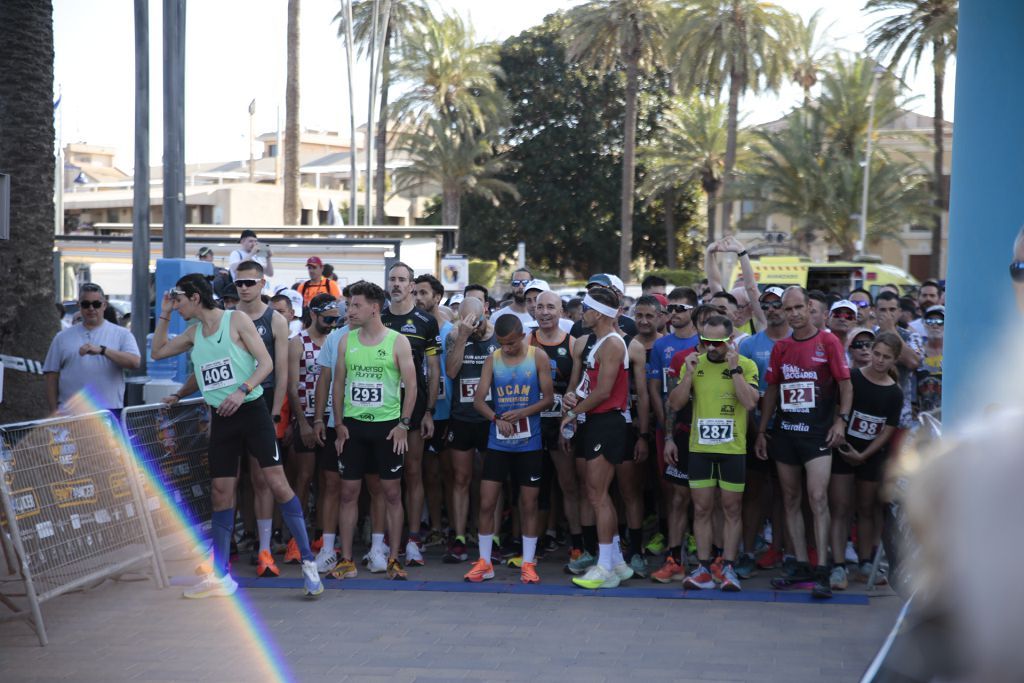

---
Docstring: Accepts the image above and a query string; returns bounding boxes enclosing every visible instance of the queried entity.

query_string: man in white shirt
[488,268,534,327]
[228,229,274,279]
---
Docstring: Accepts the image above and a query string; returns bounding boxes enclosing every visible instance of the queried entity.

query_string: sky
[53,0,957,170]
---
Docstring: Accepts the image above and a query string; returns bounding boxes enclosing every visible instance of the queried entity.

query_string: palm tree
[334,0,428,224]
[640,98,736,247]
[393,117,518,229]
[0,0,59,421]
[865,0,958,279]
[815,54,902,160]
[391,11,506,131]
[562,0,669,281]
[671,0,795,237]
[789,9,833,106]
[283,0,301,224]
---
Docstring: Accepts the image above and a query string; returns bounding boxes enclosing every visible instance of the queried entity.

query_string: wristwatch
[566,410,577,420]
[839,412,851,423]
[737,250,748,258]
[239,383,252,395]
[99,345,107,356]
[728,367,744,376]
[398,417,412,430]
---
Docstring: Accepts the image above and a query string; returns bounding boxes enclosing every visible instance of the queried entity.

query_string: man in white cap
[826,300,859,348]
[524,279,573,333]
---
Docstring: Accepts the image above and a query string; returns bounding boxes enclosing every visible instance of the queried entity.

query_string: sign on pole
[440,254,469,292]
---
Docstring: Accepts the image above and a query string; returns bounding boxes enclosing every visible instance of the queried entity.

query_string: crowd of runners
[47,231,946,600]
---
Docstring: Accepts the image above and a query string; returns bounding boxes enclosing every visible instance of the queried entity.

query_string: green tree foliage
[458,13,698,277]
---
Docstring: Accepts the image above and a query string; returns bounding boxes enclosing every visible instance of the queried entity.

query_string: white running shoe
[405,540,425,567]
[302,560,324,597]
[366,547,388,573]
[184,573,238,599]
[315,546,338,574]
[845,541,859,564]
[572,564,620,590]
[612,561,635,582]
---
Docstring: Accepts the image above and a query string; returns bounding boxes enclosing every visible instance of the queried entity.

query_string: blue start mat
[170,575,869,605]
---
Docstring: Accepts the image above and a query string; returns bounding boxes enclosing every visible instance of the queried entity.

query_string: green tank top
[344,328,401,422]
[190,310,264,408]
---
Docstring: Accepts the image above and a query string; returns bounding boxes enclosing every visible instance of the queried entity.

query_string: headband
[583,294,618,318]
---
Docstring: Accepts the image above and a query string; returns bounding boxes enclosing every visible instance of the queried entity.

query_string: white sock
[522,536,538,564]
[257,519,272,554]
[371,533,385,554]
[322,533,336,554]
[479,534,493,564]
[598,543,613,572]
[612,535,625,565]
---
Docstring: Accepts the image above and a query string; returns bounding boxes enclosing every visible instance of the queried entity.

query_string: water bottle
[561,419,576,441]
[147,333,178,380]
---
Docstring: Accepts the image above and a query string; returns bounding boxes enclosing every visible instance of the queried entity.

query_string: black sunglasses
[320,316,340,326]
[849,340,873,350]
[924,317,945,326]
[1011,261,1024,283]
[234,279,260,288]
[79,300,104,309]
[760,300,783,311]
[666,303,693,313]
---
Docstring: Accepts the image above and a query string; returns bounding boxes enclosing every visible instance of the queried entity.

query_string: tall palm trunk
[283,0,301,224]
[0,0,59,421]
[620,55,639,281]
[705,188,718,247]
[374,24,392,225]
[721,67,743,239]
[663,187,677,268]
[442,183,461,233]
[929,43,946,279]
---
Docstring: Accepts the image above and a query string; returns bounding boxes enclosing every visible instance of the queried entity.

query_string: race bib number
[541,393,562,419]
[780,381,816,411]
[495,417,531,441]
[200,358,235,391]
[350,382,383,408]
[848,411,885,441]
[696,418,735,445]
[576,374,591,400]
[438,378,447,401]
[460,377,490,403]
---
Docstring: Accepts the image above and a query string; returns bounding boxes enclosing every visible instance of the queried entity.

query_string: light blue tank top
[487,347,542,452]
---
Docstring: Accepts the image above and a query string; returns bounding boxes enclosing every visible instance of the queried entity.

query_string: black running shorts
[482,449,544,487]
[769,430,833,467]
[446,418,490,452]
[338,418,403,481]
[576,411,627,465]
[208,398,281,478]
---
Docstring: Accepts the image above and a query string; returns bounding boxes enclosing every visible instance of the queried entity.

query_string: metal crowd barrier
[120,399,213,551]
[0,410,167,646]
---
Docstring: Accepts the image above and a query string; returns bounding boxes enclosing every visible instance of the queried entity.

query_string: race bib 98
[200,359,235,391]
[780,381,815,411]
[696,418,734,445]
[848,411,885,440]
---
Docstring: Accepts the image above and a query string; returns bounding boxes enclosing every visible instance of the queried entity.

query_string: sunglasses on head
[831,310,856,321]
[666,303,693,313]
[79,300,104,309]
[511,279,530,287]
[1011,261,1024,283]
[234,279,260,288]
[760,300,783,311]
[700,336,730,349]
[849,340,873,350]
[924,317,944,326]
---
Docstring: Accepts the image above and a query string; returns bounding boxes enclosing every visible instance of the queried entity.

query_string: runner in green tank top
[151,274,324,600]
[329,282,419,581]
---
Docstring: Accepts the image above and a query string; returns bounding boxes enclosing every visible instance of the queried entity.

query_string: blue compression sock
[279,495,314,562]
[211,508,234,578]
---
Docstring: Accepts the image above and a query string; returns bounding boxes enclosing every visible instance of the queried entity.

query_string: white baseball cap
[273,285,304,316]
[829,299,858,315]
[524,279,550,293]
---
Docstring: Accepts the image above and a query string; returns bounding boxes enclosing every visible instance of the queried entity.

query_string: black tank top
[252,306,276,389]
[450,334,497,423]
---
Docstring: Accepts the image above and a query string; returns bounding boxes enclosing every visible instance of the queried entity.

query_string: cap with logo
[759,286,786,301]
[829,299,858,315]
[306,256,323,267]
[524,279,550,293]
[447,293,464,306]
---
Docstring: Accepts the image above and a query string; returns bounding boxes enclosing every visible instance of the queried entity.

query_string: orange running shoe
[710,557,725,584]
[311,536,324,553]
[651,556,686,583]
[520,561,540,584]
[756,546,784,570]
[284,538,302,564]
[257,549,280,577]
[463,558,495,583]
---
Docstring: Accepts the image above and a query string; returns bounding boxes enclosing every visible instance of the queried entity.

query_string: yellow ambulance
[728,256,918,298]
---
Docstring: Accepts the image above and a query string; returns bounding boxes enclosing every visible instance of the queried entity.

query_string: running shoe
[463,558,495,583]
[314,547,338,574]
[720,563,742,592]
[541,534,559,555]
[405,540,425,567]
[572,564,620,590]
[365,548,388,573]
[756,546,784,570]
[780,555,800,578]
[612,561,635,582]
[311,536,324,553]
[506,555,523,568]
[184,573,238,599]
[565,550,596,575]
[271,529,287,554]
[302,560,325,597]
[520,561,540,584]
[423,529,446,547]
[830,565,849,591]
[651,556,686,583]
[284,538,302,565]
[443,538,468,564]
[644,532,666,556]
[386,558,407,580]
[710,557,726,584]
[628,553,649,579]
[856,561,887,585]
[845,541,859,564]
[330,558,358,580]
[682,565,716,590]
[812,566,833,599]
[256,549,280,578]
[735,553,758,579]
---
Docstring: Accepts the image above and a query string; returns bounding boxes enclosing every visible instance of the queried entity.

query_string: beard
[513,293,526,305]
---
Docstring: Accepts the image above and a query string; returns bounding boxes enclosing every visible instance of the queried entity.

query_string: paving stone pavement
[0,543,903,682]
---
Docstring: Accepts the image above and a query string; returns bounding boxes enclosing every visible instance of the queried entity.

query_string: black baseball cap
[239,229,258,241]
